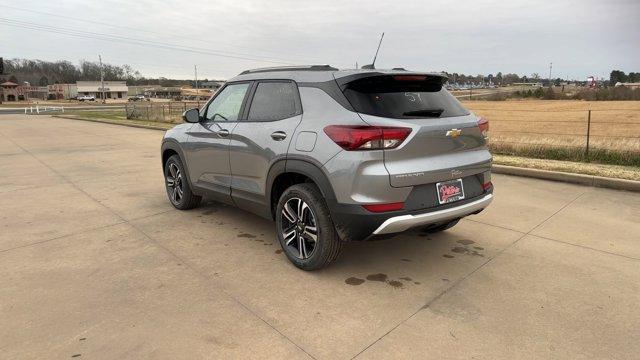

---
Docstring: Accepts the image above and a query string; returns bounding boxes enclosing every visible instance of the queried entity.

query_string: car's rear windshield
[343,75,469,119]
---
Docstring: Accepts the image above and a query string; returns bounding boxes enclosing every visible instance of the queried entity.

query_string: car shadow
[194,199,489,289]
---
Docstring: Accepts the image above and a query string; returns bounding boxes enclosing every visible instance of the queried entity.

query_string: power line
[0,5,340,65]
[0,18,300,65]
[1,18,348,68]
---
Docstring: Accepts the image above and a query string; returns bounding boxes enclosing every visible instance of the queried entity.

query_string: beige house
[1,82,48,101]
[48,84,78,100]
[76,81,128,99]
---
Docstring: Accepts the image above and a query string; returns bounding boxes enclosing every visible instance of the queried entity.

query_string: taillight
[482,181,493,191]
[477,117,489,140]
[362,202,404,212]
[323,125,411,151]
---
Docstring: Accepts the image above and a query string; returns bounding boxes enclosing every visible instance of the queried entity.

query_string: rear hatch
[340,73,491,187]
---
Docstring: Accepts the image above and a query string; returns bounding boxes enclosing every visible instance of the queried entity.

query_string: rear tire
[275,183,343,271]
[164,154,201,210]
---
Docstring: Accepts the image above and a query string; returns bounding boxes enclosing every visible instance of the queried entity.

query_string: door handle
[216,129,230,137]
[271,131,287,141]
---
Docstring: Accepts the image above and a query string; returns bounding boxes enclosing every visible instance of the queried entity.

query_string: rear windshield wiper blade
[403,109,445,117]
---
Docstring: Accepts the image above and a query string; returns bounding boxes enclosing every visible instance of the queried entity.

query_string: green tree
[38,76,49,86]
[609,70,627,84]
[503,73,520,84]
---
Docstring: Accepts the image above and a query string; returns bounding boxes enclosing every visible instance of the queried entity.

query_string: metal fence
[10,100,639,165]
[468,107,640,165]
[124,101,203,123]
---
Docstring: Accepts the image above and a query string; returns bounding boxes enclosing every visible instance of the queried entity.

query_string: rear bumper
[372,193,493,235]
[328,184,493,242]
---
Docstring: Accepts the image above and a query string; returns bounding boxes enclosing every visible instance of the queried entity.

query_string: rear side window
[343,75,469,119]
[248,82,299,121]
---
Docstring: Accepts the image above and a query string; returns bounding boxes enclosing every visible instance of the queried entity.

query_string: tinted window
[204,83,250,121]
[343,76,469,119]
[248,82,298,121]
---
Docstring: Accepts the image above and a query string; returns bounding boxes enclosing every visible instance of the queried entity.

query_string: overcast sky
[1,0,638,81]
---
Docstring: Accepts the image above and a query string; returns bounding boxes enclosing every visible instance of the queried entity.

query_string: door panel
[229,81,303,216]
[230,115,302,196]
[185,121,238,200]
[182,82,251,203]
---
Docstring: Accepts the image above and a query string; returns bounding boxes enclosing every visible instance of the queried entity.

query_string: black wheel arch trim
[266,157,338,220]
[161,140,195,191]
[267,157,380,242]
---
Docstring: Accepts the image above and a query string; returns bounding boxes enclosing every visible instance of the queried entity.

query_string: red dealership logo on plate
[439,184,461,202]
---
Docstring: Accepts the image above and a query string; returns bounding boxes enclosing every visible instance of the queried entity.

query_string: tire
[422,218,460,233]
[164,154,201,210]
[275,183,343,271]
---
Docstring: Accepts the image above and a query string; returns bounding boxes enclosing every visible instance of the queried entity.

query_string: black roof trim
[239,65,338,75]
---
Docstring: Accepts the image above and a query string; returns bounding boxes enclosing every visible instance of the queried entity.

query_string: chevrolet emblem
[446,129,462,138]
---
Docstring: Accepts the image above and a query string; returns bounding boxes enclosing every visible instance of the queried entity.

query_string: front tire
[276,183,343,271]
[164,154,201,210]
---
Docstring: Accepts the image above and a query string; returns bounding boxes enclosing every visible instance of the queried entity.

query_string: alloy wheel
[280,197,318,259]
[166,162,183,204]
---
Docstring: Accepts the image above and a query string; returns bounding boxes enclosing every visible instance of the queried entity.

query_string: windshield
[343,75,470,119]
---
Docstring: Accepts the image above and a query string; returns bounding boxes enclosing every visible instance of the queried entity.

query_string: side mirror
[183,108,200,123]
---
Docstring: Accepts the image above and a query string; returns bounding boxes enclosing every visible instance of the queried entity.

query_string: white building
[615,82,640,89]
[76,81,128,99]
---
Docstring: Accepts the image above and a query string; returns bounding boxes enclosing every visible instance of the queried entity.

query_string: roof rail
[239,65,338,75]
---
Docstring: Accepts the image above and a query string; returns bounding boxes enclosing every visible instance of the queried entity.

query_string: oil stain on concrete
[366,273,388,282]
[345,273,419,289]
[345,277,365,285]
[447,240,485,257]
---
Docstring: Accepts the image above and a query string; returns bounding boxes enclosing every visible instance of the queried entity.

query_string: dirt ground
[463,100,640,154]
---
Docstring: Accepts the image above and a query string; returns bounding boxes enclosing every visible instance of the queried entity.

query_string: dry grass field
[462,100,640,166]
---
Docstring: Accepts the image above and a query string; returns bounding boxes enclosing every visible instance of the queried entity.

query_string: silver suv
[161,66,493,270]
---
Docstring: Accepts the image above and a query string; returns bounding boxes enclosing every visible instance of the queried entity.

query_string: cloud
[1,0,638,80]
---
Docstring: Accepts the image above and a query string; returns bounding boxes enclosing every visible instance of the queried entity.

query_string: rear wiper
[403,109,444,117]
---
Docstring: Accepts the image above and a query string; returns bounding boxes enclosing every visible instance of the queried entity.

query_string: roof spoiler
[334,72,449,90]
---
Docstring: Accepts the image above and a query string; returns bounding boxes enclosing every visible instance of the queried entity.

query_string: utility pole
[548,62,553,87]
[0,57,3,104]
[194,65,199,106]
[99,55,105,104]
[193,65,200,105]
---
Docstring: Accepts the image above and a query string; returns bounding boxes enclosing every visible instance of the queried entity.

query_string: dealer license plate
[436,179,465,204]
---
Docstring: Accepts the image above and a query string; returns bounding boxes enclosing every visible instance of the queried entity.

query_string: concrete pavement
[1,115,639,359]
